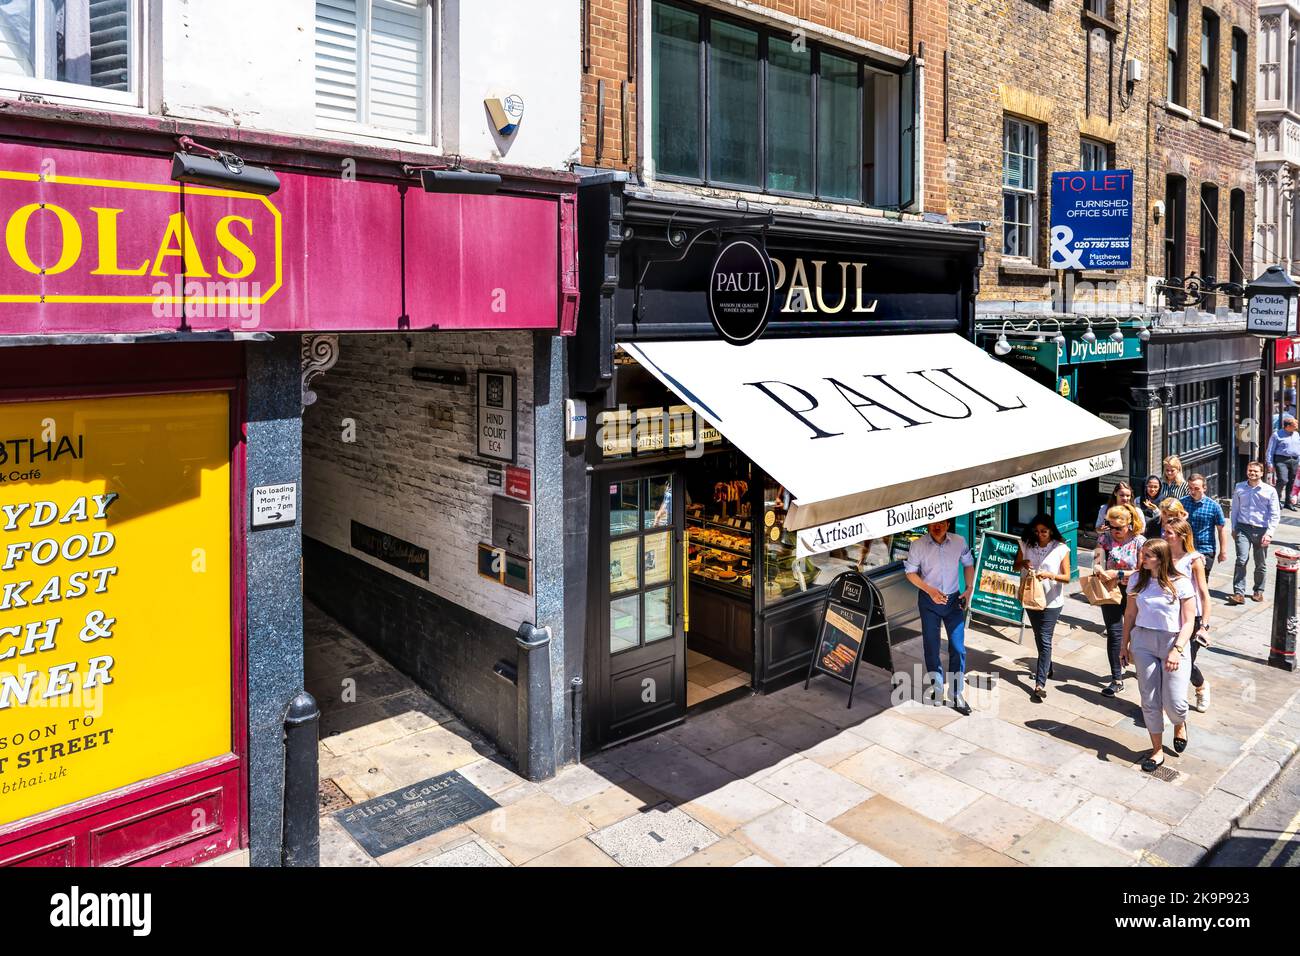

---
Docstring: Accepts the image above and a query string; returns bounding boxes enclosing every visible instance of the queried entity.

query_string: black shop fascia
[566,181,984,753]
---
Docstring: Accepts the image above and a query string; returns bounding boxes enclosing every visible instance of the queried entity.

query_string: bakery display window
[686,453,753,595]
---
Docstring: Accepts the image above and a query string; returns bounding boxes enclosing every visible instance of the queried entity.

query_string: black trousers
[1100,580,1128,682]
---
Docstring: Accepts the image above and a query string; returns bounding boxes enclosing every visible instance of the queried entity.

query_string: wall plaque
[412,366,467,386]
[491,493,532,558]
[351,520,429,580]
[335,771,499,856]
[477,370,516,463]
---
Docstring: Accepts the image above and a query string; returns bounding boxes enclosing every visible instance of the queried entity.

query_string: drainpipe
[516,622,557,781]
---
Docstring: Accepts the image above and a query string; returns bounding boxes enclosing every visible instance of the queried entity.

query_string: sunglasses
[1107,522,1128,530]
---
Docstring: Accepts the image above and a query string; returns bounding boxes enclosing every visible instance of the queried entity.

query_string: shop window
[1230,28,1246,129]
[315,0,431,139]
[1167,382,1223,494]
[1199,183,1219,282]
[649,0,915,209]
[1228,188,1245,308]
[0,0,138,105]
[1167,0,1186,106]
[1164,173,1187,278]
[1003,117,1040,262]
[1080,137,1110,171]
[1200,10,1219,119]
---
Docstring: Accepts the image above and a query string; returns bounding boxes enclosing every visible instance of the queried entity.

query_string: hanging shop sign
[0,392,232,829]
[0,141,577,335]
[966,531,1025,628]
[477,371,516,463]
[1048,170,1134,270]
[795,451,1123,557]
[707,238,774,345]
[1062,333,1142,364]
[1274,337,1300,371]
[1247,294,1296,337]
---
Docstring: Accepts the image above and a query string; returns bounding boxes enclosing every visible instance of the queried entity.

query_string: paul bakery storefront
[572,185,1129,749]
[0,125,576,866]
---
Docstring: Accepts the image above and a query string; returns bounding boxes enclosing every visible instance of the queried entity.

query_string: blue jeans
[918,591,966,699]
[1276,459,1298,507]
[1026,606,1061,687]
[1233,524,1268,596]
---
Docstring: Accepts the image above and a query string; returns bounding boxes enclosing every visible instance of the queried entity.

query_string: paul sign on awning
[708,238,774,345]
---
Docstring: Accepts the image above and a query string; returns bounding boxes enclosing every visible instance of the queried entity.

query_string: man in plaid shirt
[1180,473,1228,574]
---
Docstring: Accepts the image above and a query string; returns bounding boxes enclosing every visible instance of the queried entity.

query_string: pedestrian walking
[1122,539,1196,772]
[1145,496,1187,540]
[1180,474,1228,577]
[1161,456,1190,501]
[1266,415,1300,511]
[1013,515,1071,702]
[1093,505,1146,697]
[1095,480,1137,533]
[1230,461,1280,606]
[904,519,976,715]
[1138,475,1164,526]
[1162,517,1213,713]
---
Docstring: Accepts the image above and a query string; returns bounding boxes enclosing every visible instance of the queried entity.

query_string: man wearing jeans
[1266,415,1300,510]
[1181,474,1228,576]
[1230,461,1280,605]
[904,519,976,714]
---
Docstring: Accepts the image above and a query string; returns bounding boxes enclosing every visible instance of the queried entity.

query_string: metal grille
[319,777,354,814]
[1149,763,1181,783]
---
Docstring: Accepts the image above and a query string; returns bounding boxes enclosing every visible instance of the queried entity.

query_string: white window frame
[1003,117,1040,263]
[0,0,145,110]
[315,0,436,147]
[1080,137,1110,171]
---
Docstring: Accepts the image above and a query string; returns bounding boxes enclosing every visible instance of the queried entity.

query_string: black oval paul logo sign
[708,238,773,346]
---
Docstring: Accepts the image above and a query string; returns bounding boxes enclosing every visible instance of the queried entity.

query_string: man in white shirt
[904,519,976,714]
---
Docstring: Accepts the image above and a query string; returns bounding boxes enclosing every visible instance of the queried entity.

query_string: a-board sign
[805,571,890,707]
[967,531,1024,627]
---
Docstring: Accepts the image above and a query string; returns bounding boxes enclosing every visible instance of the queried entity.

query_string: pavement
[1204,746,1300,866]
[311,517,1300,868]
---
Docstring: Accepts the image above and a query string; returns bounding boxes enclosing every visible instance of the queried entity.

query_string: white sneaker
[1194,683,1210,713]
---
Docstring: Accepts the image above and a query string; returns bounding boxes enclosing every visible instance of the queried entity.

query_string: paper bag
[1019,570,1047,611]
[1082,571,1121,606]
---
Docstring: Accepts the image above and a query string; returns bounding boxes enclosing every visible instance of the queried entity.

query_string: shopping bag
[1018,570,1047,611]
[1081,571,1121,606]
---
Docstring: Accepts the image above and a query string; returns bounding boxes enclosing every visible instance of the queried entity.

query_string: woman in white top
[1013,515,1071,702]
[1162,517,1212,713]
[1121,539,1197,772]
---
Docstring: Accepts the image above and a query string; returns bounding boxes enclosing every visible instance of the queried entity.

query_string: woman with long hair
[1162,517,1212,713]
[1145,496,1188,539]
[1094,480,1137,532]
[1161,456,1190,501]
[1013,514,1071,702]
[1093,505,1146,697]
[1122,540,1196,772]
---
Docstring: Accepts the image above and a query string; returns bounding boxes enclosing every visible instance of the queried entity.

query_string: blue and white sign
[1049,170,1134,270]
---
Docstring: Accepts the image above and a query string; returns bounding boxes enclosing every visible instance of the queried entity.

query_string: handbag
[1018,569,1047,611]
[1082,571,1121,606]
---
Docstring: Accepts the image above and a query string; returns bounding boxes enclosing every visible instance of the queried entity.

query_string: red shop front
[0,116,577,866]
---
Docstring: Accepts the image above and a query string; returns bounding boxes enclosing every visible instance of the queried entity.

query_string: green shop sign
[967,531,1024,627]
[1062,333,1142,364]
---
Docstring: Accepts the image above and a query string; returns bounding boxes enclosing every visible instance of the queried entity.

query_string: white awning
[619,334,1129,556]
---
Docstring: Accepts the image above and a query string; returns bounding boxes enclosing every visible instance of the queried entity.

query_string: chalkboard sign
[805,571,888,707]
[967,531,1025,628]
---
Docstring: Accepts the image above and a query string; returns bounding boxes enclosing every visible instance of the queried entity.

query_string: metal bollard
[1270,548,1299,672]
[570,676,584,763]
[282,690,321,867]
[516,622,557,781]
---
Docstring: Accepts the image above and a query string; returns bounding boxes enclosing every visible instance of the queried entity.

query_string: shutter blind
[316,0,426,134]
[88,0,130,90]
[316,0,361,124]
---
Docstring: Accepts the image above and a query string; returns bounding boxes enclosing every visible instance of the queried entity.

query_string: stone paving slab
[830,796,1020,867]
[1005,820,1137,867]
[467,791,594,865]
[589,803,719,866]
[834,746,985,824]
[755,757,875,823]
[735,804,856,867]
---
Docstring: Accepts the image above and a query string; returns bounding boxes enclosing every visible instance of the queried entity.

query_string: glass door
[598,470,686,746]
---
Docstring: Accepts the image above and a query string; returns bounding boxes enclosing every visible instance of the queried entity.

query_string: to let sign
[1247,293,1294,337]
[477,371,515,462]
[1049,170,1134,270]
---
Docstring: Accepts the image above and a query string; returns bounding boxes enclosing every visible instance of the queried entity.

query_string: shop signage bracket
[631,210,774,326]
[804,571,892,708]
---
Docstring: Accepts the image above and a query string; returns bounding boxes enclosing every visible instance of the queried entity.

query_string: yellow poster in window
[0,392,232,828]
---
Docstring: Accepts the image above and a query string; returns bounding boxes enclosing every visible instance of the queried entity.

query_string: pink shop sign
[0,142,577,336]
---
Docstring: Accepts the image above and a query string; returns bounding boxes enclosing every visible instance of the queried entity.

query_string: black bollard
[1270,548,1299,672]
[282,690,321,867]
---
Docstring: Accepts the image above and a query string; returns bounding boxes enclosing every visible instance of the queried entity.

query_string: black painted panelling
[304,536,521,766]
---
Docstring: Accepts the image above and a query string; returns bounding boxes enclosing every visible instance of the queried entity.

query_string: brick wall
[582,0,949,215]
[947,0,1152,306]
[302,332,536,631]
[1148,0,1256,287]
